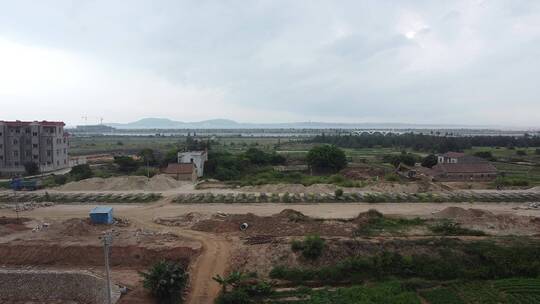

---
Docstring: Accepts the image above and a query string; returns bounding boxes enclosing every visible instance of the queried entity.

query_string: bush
[53,175,68,185]
[114,156,140,172]
[429,221,486,236]
[70,164,93,181]
[516,150,527,156]
[306,145,347,173]
[536,149,540,155]
[421,154,438,168]
[474,151,496,161]
[134,166,159,177]
[385,174,399,182]
[140,261,189,304]
[334,188,344,198]
[24,162,39,176]
[291,235,325,260]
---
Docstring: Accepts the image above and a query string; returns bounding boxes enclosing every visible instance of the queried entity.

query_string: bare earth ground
[1,193,540,303]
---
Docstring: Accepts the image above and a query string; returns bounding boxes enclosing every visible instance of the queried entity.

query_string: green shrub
[429,221,486,236]
[140,260,189,304]
[291,235,325,260]
[334,188,344,198]
[385,173,399,182]
[70,164,93,180]
[53,175,68,185]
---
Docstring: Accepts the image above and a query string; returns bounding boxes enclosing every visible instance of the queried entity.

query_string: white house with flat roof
[178,150,208,178]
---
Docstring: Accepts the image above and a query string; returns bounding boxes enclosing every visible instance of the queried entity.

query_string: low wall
[0,269,120,303]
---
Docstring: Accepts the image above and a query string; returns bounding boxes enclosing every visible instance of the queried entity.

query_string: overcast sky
[1,0,539,127]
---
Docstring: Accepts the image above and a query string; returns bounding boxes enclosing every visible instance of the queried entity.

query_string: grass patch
[354,211,425,236]
[428,221,486,236]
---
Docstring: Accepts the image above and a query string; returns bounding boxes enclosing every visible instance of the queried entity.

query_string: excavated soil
[0,218,201,267]
[57,174,185,191]
[188,209,357,237]
[0,217,31,237]
[433,207,540,236]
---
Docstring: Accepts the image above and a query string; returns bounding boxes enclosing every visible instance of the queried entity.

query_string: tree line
[310,133,540,152]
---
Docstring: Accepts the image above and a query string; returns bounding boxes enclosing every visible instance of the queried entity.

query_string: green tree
[70,164,93,180]
[23,162,39,175]
[306,145,347,173]
[474,151,496,161]
[138,148,158,166]
[421,154,438,168]
[114,156,140,172]
[140,261,189,304]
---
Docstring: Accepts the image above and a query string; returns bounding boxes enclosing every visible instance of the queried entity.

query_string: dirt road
[6,202,538,220]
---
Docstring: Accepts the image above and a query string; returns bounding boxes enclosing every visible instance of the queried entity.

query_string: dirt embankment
[0,218,201,267]
[433,207,540,236]
[57,174,186,191]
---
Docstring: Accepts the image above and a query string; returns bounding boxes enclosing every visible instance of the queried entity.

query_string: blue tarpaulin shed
[89,206,114,224]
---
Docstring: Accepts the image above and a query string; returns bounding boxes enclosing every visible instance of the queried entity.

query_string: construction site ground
[1,177,540,304]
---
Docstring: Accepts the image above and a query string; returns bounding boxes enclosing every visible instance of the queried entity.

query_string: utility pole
[102,232,113,304]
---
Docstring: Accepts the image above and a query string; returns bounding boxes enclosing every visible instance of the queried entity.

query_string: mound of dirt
[61,218,102,236]
[154,212,211,227]
[433,207,494,219]
[58,174,184,191]
[190,209,355,236]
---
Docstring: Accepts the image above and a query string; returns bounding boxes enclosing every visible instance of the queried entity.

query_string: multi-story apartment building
[0,121,69,176]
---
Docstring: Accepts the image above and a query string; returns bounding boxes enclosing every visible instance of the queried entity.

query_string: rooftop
[0,120,65,127]
[90,206,113,214]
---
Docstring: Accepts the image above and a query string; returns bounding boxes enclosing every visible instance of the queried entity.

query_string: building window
[46,150,51,157]
[33,155,38,159]
[0,156,3,160]
[33,132,38,136]
[15,128,20,134]
[14,161,19,166]
[13,151,19,157]
[25,128,30,134]
[25,151,31,157]
[33,144,38,148]
[13,139,18,144]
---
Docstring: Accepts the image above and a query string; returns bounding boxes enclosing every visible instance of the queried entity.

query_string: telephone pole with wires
[102,232,113,304]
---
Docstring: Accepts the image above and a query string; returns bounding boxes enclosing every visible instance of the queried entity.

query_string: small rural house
[178,150,208,177]
[397,152,497,182]
[162,163,197,182]
[89,206,114,224]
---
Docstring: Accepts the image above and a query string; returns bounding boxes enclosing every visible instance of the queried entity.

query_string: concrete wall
[0,269,120,303]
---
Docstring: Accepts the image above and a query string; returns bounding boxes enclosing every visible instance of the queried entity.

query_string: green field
[268,279,540,304]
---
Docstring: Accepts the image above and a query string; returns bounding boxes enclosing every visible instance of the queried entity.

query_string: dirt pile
[154,212,211,227]
[58,174,183,191]
[189,209,355,236]
[433,207,494,219]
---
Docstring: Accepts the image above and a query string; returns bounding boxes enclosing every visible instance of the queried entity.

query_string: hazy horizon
[1,1,540,127]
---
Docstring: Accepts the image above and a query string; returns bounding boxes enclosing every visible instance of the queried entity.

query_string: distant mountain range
[104,117,501,130]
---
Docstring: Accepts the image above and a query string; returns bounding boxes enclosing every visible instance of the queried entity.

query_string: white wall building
[178,150,208,178]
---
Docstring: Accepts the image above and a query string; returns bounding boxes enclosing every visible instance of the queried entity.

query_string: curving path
[123,197,232,304]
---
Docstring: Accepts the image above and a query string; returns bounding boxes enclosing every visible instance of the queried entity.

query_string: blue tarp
[89,206,113,224]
